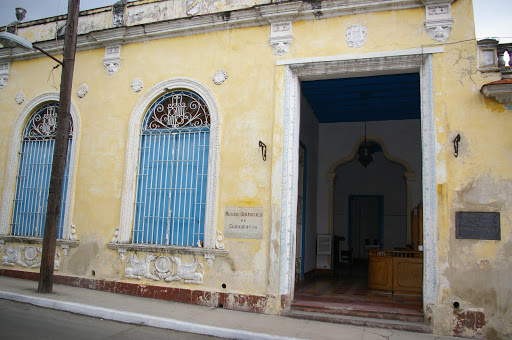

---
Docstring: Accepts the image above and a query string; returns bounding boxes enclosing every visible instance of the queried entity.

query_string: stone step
[281,309,432,334]
[291,299,424,323]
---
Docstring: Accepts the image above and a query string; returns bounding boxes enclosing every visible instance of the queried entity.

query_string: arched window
[0,92,80,241]
[115,78,220,250]
[133,90,211,246]
[11,102,73,238]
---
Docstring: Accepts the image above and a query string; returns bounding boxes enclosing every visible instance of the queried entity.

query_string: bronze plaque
[456,212,500,240]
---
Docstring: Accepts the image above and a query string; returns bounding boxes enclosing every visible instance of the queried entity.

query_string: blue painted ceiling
[301,73,421,123]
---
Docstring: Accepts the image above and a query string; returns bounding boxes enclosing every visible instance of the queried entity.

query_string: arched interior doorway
[332,138,410,264]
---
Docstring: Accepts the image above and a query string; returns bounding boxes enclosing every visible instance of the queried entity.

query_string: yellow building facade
[1,0,511,338]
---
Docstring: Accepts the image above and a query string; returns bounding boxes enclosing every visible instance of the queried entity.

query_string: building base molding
[0,269,269,313]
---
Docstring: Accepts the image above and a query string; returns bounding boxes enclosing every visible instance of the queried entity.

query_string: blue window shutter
[11,103,72,238]
[133,90,210,246]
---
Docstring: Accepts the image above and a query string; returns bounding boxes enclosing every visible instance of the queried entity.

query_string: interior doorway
[350,196,382,261]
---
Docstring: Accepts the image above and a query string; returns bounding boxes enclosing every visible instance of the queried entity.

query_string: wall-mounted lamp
[453,134,461,158]
[259,141,267,161]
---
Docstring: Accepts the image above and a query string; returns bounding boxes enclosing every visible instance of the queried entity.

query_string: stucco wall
[0,23,280,299]
[430,31,512,340]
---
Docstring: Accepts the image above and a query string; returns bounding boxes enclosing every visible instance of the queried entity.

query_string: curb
[0,291,301,340]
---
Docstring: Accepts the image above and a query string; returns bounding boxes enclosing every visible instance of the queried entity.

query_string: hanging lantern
[358,138,373,167]
[358,111,373,167]
[358,92,373,167]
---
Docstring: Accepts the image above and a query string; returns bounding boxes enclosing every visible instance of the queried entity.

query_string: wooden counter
[368,250,423,294]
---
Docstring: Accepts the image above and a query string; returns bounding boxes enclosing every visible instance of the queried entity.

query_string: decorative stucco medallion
[213,70,228,85]
[346,24,367,48]
[131,78,143,92]
[24,246,37,261]
[77,83,88,98]
[15,92,24,105]
[155,255,171,273]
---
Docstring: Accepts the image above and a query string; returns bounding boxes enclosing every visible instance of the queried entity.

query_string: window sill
[0,235,79,247]
[106,242,228,256]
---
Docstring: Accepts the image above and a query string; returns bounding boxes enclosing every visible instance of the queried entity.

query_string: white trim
[420,54,438,306]
[276,47,444,66]
[0,91,81,240]
[279,66,301,297]
[278,53,438,308]
[117,77,221,249]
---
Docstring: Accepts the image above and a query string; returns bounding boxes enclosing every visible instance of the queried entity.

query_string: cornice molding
[0,0,425,63]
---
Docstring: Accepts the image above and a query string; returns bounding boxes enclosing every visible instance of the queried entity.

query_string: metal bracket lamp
[0,31,63,66]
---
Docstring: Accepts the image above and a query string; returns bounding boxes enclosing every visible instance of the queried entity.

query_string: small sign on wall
[317,234,332,255]
[456,212,500,240]
[224,207,263,239]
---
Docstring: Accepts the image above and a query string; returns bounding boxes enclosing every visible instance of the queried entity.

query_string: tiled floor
[294,263,422,311]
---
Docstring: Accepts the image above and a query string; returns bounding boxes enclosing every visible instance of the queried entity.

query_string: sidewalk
[0,276,461,340]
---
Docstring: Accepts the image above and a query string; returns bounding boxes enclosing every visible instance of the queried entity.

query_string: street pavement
[0,299,220,339]
[0,276,464,340]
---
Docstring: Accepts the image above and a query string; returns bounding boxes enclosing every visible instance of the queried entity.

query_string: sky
[0,0,511,43]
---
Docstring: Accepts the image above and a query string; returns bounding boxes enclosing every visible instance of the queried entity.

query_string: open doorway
[293,72,423,316]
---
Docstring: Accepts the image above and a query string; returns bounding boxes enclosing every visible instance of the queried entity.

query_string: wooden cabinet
[368,250,423,294]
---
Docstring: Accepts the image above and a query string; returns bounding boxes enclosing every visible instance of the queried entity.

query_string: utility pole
[38,0,80,293]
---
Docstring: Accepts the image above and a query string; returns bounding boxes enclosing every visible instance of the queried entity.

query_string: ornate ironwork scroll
[142,90,210,132]
[22,103,72,140]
